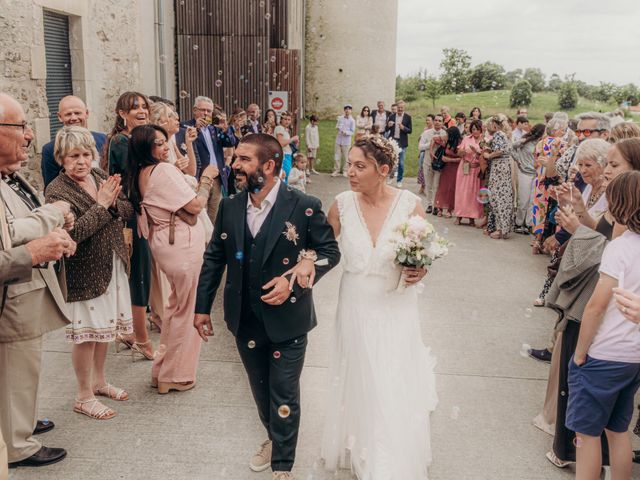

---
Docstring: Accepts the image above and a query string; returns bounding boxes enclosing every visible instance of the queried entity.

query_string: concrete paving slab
[9,175,639,480]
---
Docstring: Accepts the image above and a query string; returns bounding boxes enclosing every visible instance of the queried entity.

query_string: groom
[194,133,340,479]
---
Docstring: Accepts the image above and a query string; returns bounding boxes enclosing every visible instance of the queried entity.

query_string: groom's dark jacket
[195,182,340,343]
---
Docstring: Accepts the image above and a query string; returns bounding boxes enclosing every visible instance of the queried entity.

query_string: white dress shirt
[246,178,281,237]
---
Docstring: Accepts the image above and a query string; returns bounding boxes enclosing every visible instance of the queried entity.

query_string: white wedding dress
[321,189,438,480]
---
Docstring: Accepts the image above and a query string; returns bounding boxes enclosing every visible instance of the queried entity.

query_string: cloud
[396,0,640,85]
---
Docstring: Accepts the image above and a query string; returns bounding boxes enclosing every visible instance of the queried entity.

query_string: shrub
[558,82,579,109]
[510,80,532,108]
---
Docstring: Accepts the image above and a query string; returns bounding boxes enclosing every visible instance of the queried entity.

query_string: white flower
[282,222,299,246]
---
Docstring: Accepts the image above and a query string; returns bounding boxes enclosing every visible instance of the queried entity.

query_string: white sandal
[73,398,117,420]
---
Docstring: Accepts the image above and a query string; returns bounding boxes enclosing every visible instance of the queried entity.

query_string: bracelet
[297,249,318,263]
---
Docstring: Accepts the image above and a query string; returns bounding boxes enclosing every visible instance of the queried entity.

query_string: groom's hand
[261,276,291,305]
[194,313,214,341]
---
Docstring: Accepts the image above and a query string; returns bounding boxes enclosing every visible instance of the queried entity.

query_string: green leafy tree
[510,80,533,108]
[548,73,563,91]
[423,75,441,108]
[469,61,506,91]
[504,68,523,87]
[439,48,471,94]
[614,83,639,106]
[593,82,619,103]
[523,68,546,92]
[575,80,595,100]
[558,81,578,109]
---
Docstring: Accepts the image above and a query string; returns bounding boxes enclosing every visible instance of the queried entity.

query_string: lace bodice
[336,189,421,277]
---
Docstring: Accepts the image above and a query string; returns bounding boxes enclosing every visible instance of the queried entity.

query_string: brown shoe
[249,439,272,472]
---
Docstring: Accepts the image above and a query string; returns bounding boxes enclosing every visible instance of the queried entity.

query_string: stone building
[0,0,398,189]
[304,0,399,118]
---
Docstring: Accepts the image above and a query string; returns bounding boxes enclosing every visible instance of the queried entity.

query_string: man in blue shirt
[41,96,106,188]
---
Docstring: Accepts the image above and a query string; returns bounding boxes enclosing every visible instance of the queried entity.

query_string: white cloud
[396,0,640,85]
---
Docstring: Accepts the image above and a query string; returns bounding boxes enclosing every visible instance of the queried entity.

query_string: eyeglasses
[576,129,605,137]
[0,121,29,133]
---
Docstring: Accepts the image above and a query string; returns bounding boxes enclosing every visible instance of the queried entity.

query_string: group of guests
[0,89,322,472]
[500,110,640,476]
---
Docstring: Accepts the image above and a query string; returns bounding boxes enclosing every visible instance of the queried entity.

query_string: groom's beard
[234,165,265,193]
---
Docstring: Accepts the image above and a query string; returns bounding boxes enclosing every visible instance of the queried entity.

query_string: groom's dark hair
[239,133,283,174]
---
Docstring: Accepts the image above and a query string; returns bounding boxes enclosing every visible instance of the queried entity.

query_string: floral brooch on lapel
[282,221,299,246]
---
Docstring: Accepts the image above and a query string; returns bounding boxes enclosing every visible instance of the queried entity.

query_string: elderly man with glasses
[0,93,76,470]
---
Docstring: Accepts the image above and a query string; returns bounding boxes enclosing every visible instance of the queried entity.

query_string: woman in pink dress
[127,125,216,394]
[453,119,484,225]
[434,126,462,218]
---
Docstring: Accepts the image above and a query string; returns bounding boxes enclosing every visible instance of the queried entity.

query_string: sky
[396,0,640,86]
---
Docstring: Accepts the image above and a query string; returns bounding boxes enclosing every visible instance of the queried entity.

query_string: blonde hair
[609,122,640,143]
[54,125,99,166]
[488,113,512,138]
[148,101,176,127]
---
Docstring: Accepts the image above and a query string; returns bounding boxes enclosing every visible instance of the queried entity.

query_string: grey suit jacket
[0,174,70,342]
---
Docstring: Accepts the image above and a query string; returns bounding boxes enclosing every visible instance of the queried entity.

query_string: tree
[439,48,471,94]
[614,83,639,106]
[510,80,533,108]
[523,68,546,92]
[547,73,563,92]
[575,80,595,100]
[593,82,618,103]
[469,61,506,91]
[558,81,578,109]
[505,68,523,87]
[423,75,441,108]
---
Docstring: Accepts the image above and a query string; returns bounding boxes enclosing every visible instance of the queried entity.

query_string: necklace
[587,186,604,210]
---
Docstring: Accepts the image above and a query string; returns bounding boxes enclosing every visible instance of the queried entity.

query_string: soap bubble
[278,405,290,418]
[215,79,222,88]
[235,251,244,261]
[290,297,297,304]
[573,437,582,448]
[179,90,190,99]
[220,36,225,42]
[305,208,313,217]
[158,54,167,64]
[265,13,271,20]
[524,307,533,318]
[217,70,223,75]
[258,176,264,183]
[282,258,290,265]
[443,228,449,235]
[259,0,265,6]
[270,56,276,63]
[220,232,227,240]
[273,351,281,359]
[519,343,531,358]
[450,406,460,420]
[477,187,490,204]
[248,340,256,349]
[192,44,199,51]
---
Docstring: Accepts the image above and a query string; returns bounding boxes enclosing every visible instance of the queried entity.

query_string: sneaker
[249,440,272,472]
[514,226,530,235]
[426,206,433,214]
[528,348,552,363]
[273,472,293,480]
[330,172,339,178]
[545,451,574,468]
[311,169,319,175]
[397,182,403,188]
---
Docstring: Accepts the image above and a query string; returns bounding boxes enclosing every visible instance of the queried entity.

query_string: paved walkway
[10,175,639,479]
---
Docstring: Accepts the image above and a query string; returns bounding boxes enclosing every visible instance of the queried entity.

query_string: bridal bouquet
[390,215,450,289]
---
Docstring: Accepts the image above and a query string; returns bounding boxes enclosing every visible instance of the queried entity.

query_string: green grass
[300,90,620,178]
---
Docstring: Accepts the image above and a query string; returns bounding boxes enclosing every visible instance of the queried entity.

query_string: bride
[321,135,438,479]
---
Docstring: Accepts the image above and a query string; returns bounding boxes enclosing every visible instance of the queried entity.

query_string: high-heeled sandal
[114,333,134,353]
[147,313,162,332]
[131,341,154,362]
[157,381,195,394]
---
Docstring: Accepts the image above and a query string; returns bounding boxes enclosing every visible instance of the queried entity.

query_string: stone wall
[0,0,173,190]
[304,0,398,119]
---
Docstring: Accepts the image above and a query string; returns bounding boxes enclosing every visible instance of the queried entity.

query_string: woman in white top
[304,114,320,175]
[355,106,373,141]
[274,111,299,182]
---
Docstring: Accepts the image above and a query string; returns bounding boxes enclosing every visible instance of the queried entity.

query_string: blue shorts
[566,355,640,436]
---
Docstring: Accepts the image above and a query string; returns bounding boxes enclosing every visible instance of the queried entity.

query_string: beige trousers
[0,428,8,480]
[333,144,350,174]
[206,180,223,227]
[0,335,43,462]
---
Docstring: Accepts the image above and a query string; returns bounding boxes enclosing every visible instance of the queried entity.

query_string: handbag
[431,146,446,171]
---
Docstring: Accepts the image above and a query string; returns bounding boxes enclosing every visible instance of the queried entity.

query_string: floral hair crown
[359,134,401,166]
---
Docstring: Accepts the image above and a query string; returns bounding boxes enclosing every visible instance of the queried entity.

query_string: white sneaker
[397,182,403,188]
[249,440,272,472]
[330,172,339,178]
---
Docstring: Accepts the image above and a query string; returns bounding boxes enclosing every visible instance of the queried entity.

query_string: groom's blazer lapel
[262,183,297,267]
[232,190,248,255]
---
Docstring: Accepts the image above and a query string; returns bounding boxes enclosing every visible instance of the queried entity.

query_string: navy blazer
[384,113,412,149]
[177,119,237,192]
[41,131,107,188]
[195,183,340,342]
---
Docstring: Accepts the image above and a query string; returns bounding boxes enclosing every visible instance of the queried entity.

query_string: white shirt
[335,115,355,146]
[394,113,404,139]
[373,110,387,132]
[589,230,640,363]
[305,124,320,149]
[200,126,220,167]
[246,178,281,237]
[274,125,292,155]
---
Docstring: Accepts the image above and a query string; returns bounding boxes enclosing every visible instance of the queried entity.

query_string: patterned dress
[487,131,514,235]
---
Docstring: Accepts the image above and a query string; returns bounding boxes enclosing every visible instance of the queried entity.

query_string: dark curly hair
[352,135,397,173]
